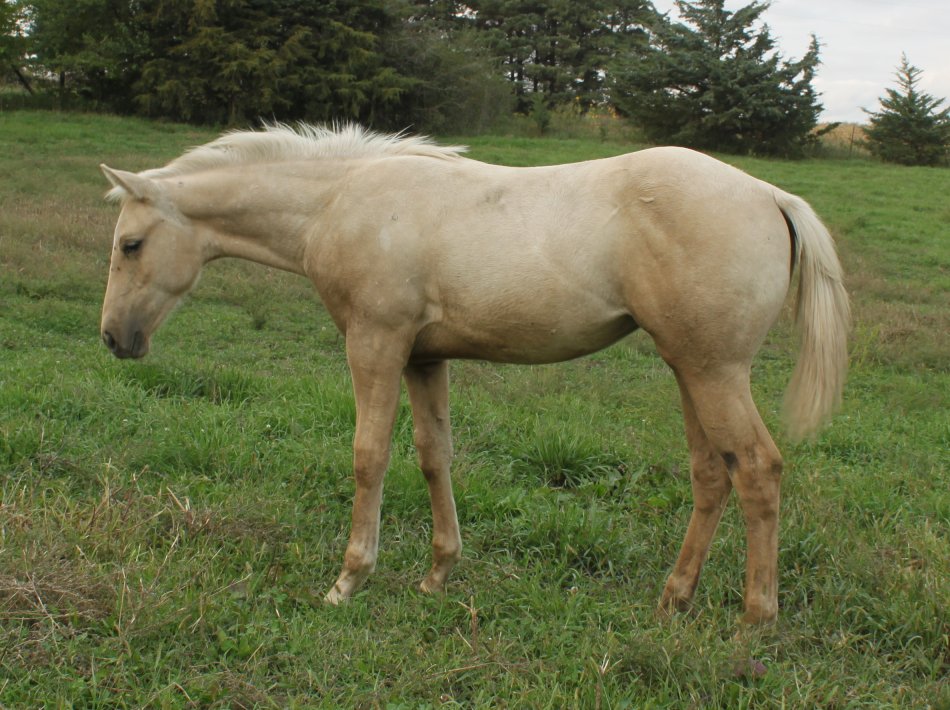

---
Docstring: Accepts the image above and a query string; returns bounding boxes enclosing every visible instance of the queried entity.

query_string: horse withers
[99,124,849,623]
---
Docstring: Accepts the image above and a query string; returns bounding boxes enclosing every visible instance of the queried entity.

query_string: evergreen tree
[133,0,414,126]
[381,22,515,133]
[610,0,824,156]
[20,0,419,125]
[863,54,949,167]
[1,0,31,92]
[422,0,649,112]
[21,0,144,109]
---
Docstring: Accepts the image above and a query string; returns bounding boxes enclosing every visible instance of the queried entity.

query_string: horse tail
[773,189,851,441]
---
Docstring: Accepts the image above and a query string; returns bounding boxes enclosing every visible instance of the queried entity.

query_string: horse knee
[414,427,452,476]
[353,444,390,483]
[417,448,453,484]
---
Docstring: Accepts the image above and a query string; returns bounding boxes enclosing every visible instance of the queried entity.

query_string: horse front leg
[404,360,461,594]
[325,330,408,604]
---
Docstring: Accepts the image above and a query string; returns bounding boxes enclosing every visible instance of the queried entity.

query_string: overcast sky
[649,0,950,123]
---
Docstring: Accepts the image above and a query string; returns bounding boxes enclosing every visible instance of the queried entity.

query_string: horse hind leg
[658,373,733,615]
[668,365,783,624]
[404,361,462,593]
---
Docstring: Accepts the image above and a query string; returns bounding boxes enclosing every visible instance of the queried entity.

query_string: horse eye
[122,240,143,256]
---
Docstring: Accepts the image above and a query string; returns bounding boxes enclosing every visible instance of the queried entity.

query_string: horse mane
[106,123,466,202]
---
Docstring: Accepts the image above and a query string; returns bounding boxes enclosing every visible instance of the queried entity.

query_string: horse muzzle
[102,329,149,359]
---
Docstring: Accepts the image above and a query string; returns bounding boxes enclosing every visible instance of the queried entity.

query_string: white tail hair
[774,190,851,441]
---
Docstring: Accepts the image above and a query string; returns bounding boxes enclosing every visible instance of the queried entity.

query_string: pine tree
[609,0,823,156]
[435,0,649,112]
[863,55,949,167]
[132,0,415,126]
[1,0,31,93]
[21,0,144,109]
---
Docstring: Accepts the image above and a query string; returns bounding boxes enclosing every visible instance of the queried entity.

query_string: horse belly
[411,308,638,365]
[410,220,637,363]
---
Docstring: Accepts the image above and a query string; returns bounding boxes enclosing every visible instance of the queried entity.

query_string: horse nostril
[102,331,117,352]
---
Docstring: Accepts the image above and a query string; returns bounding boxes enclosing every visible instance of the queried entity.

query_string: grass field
[0,110,947,708]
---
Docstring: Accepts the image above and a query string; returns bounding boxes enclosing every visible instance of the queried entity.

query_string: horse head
[99,166,204,359]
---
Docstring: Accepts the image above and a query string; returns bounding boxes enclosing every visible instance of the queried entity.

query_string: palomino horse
[99,124,849,623]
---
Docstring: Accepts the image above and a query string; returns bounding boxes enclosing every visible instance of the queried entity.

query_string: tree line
[2,0,948,161]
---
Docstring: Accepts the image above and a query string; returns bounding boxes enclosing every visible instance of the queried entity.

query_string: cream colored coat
[100,125,849,623]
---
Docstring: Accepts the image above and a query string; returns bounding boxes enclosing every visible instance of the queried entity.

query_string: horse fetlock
[419,560,455,593]
[432,537,462,564]
[419,542,461,594]
[327,546,377,602]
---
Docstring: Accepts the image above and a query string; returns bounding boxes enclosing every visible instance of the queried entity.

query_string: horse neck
[168,162,343,276]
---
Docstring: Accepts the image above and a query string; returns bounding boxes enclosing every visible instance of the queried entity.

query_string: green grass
[1,110,948,708]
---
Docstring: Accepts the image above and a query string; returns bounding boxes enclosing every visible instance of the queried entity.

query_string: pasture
[1,111,947,707]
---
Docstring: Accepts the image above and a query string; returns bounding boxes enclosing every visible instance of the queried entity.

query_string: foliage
[0,111,948,707]
[863,54,950,167]
[610,0,824,156]
[12,0,657,125]
[379,24,515,134]
[17,0,144,109]
[15,0,418,126]
[133,0,416,126]
[0,0,28,87]
[442,0,651,112]
[11,0,838,148]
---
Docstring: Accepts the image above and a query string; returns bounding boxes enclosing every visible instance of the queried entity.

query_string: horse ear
[100,164,161,202]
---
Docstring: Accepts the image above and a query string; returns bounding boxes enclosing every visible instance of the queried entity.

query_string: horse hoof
[740,608,778,625]
[656,591,691,619]
[324,585,348,605]
[418,578,445,595]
